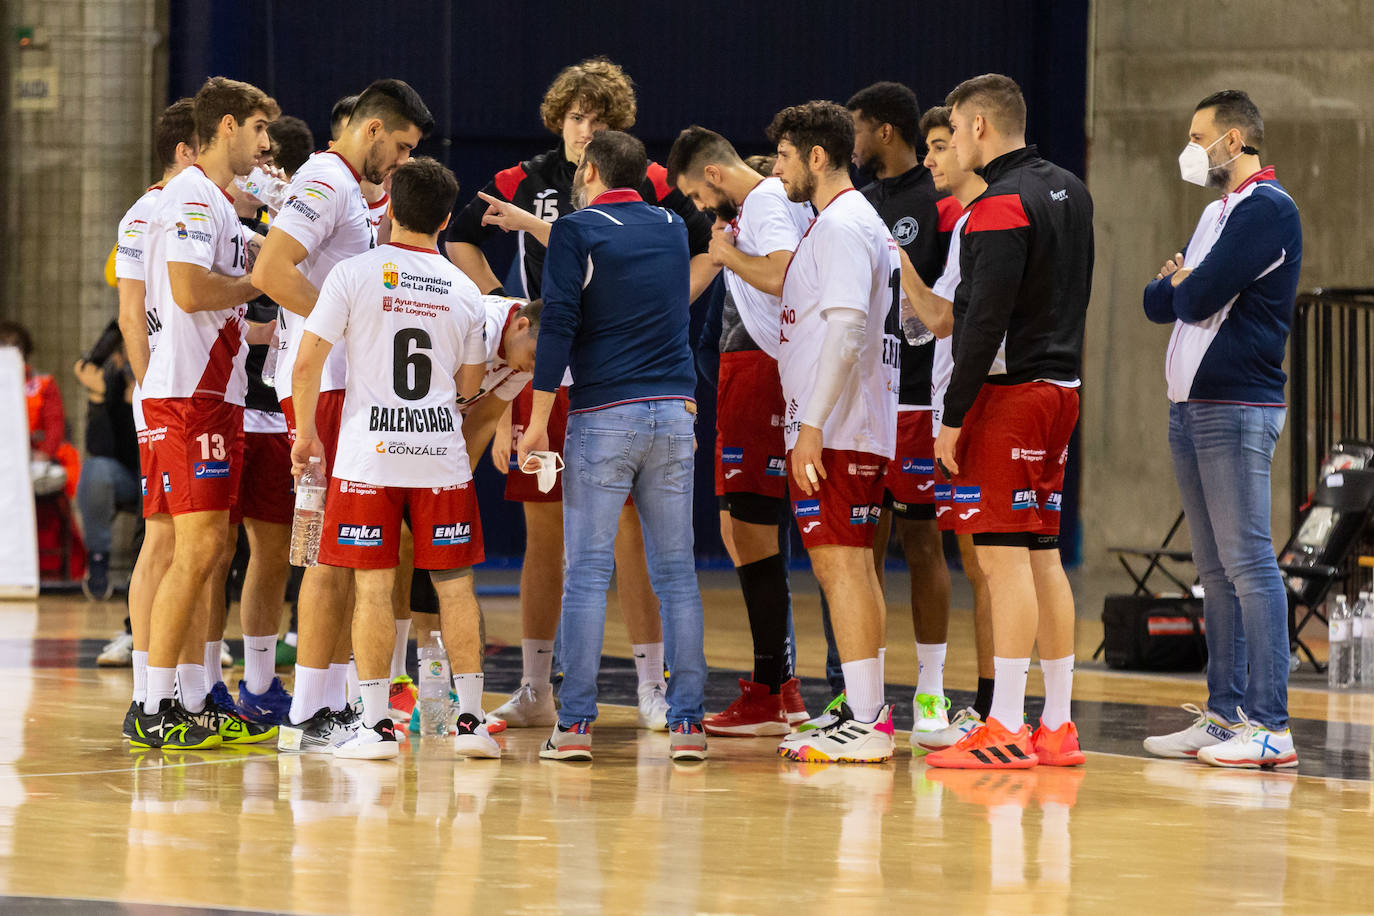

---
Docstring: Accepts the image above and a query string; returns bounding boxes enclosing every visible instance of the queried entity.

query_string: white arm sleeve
[802,309,866,429]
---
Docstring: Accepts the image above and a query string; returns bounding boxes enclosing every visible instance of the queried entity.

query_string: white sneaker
[97,631,134,667]
[1196,708,1298,769]
[911,706,982,753]
[913,693,951,733]
[453,713,502,759]
[333,719,400,760]
[637,681,669,731]
[779,703,895,764]
[490,682,557,728]
[220,640,233,667]
[1143,703,1238,759]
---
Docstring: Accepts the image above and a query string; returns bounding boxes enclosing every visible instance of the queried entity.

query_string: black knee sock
[973,677,995,720]
[737,553,790,692]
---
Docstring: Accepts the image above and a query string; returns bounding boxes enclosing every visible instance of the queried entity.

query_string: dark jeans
[75,456,139,557]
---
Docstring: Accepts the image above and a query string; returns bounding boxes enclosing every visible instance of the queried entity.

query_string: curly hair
[766,100,854,171]
[540,57,637,134]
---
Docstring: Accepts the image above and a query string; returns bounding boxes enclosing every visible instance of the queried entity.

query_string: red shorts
[505,384,569,503]
[280,390,345,480]
[318,478,485,571]
[788,449,887,549]
[950,382,1078,537]
[138,427,171,518]
[885,409,937,519]
[715,350,787,499]
[141,397,244,517]
[239,431,294,525]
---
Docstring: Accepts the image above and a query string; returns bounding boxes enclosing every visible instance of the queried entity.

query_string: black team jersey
[447,147,714,297]
[944,145,1094,428]
[860,164,949,407]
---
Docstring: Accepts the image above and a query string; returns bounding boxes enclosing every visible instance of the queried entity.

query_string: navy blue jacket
[534,188,696,413]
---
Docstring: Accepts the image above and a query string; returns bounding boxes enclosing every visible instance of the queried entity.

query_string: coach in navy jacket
[1141,90,1302,769]
[516,130,707,759]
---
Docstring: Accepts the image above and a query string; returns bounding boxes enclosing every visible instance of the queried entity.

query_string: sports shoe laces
[947,707,977,729]
[1230,707,1266,742]
[1179,702,1209,729]
[917,694,951,717]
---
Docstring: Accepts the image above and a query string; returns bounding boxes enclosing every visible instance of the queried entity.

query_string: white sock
[358,677,389,728]
[327,662,350,712]
[878,646,887,686]
[522,638,555,689]
[632,642,665,686]
[204,642,223,690]
[916,642,947,697]
[453,672,485,719]
[145,666,176,714]
[243,635,276,694]
[346,658,361,707]
[391,619,411,679]
[840,657,884,723]
[177,663,207,713]
[289,665,330,725]
[990,656,1030,729]
[1039,655,1075,730]
[132,650,149,704]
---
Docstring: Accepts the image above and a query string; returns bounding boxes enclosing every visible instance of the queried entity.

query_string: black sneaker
[277,706,357,753]
[127,698,223,750]
[82,553,112,601]
[188,683,278,745]
[121,700,139,740]
[454,712,501,758]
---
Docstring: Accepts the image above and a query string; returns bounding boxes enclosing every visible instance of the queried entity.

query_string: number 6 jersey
[304,242,487,488]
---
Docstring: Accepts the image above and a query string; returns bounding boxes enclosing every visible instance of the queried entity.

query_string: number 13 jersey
[778,187,900,459]
[305,243,487,488]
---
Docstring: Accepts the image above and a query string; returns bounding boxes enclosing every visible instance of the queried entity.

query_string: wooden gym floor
[1,568,1371,914]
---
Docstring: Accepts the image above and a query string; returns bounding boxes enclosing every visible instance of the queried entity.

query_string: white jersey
[456,295,531,413]
[778,188,899,457]
[115,184,163,431]
[273,151,376,399]
[140,165,250,404]
[726,177,814,358]
[305,243,487,487]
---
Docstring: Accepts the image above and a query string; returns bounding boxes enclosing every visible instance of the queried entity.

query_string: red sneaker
[924,717,1038,769]
[703,679,789,736]
[388,676,418,720]
[1031,720,1086,766]
[486,717,507,735]
[780,678,809,726]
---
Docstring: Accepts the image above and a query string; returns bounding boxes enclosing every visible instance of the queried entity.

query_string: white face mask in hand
[520,450,565,494]
[1178,133,1242,187]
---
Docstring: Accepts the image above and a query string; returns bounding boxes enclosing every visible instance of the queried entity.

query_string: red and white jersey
[273,151,376,398]
[778,188,899,458]
[367,191,388,235]
[140,165,250,405]
[457,295,532,413]
[304,243,487,487]
[115,184,163,431]
[930,209,1006,436]
[725,177,814,359]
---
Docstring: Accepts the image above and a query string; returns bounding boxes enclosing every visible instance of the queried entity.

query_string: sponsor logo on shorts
[953,486,981,504]
[770,414,784,428]
[934,484,953,502]
[849,504,873,525]
[765,456,786,476]
[721,447,744,465]
[848,462,883,477]
[162,472,171,492]
[794,500,820,519]
[432,523,472,546]
[1011,447,1046,462]
[194,461,230,479]
[337,480,379,496]
[1012,488,1038,510]
[892,499,909,513]
[337,524,383,546]
[1044,492,1062,512]
[959,508,981,520]
[901,457,935,475]
[936,505,952,517]
[917,479,935,492]
[802,521,822,535]
[140,476,147,496]
[725,469,743,479]
[383,262,399,290]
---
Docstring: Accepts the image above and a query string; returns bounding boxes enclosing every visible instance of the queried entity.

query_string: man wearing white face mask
[1142,90,1302,770]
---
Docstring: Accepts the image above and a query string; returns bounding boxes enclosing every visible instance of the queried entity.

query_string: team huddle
[114,57,1094,769]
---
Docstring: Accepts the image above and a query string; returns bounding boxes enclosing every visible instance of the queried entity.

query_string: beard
[362,140,389,185]
[705,194,738,224]
[1204,158,1232,190]
[783,168,816,204]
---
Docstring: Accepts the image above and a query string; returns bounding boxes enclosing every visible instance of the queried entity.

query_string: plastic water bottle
[418,631,451,738]
[1351,592,1369,686]
[288,457,326,567]
[260,340,279,390]
[901,309,935,347]
[236,166,289,212]
[1360,592,1374,686]
[1329,595,1352,689]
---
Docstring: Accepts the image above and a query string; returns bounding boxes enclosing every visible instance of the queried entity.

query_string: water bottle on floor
[418,631,451,737]
[1360,592,1374,686]
[1352,592,1369,686]
[288,457,326,567]
[1329,595,1352,689]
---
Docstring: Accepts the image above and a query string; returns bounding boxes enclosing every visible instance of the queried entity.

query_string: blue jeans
[557,400,706,727]
[1169,402,1289,729]
[75,456,139,556]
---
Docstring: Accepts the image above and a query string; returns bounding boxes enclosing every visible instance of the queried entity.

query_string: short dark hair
[268,116,314,177]
[665,125,741,185]
[193,76,280,148]
[919,105,952,137]
[0,320,33,359]
[330,94,358,140]
[389,156,458,235]
[846,81,921,147]
[945,73,1026,137]
[154,98,197,170]
[350,79,435,138]
[766,100,854,172]
[517,298,543,330]
[1195,89,1264,149]
[582,130,647,190]
[744,154,775,176]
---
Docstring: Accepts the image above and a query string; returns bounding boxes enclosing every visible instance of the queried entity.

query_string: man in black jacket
[926,74,1093,771]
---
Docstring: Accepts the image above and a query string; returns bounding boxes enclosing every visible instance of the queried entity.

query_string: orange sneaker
[1030,720,1086,767]
[924,717,1038,769]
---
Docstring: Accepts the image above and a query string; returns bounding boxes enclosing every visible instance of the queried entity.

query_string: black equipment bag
[1101,595,1208,671]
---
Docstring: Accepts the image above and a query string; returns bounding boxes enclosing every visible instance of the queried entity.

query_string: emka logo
[337,524,383,546]
[432,523,471,546]
[1044,492,1063,512]
[765,456,786,477]
[1012,489,1037,510]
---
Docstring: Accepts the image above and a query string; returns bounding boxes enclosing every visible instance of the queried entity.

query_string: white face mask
[1178,133,1241,187]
